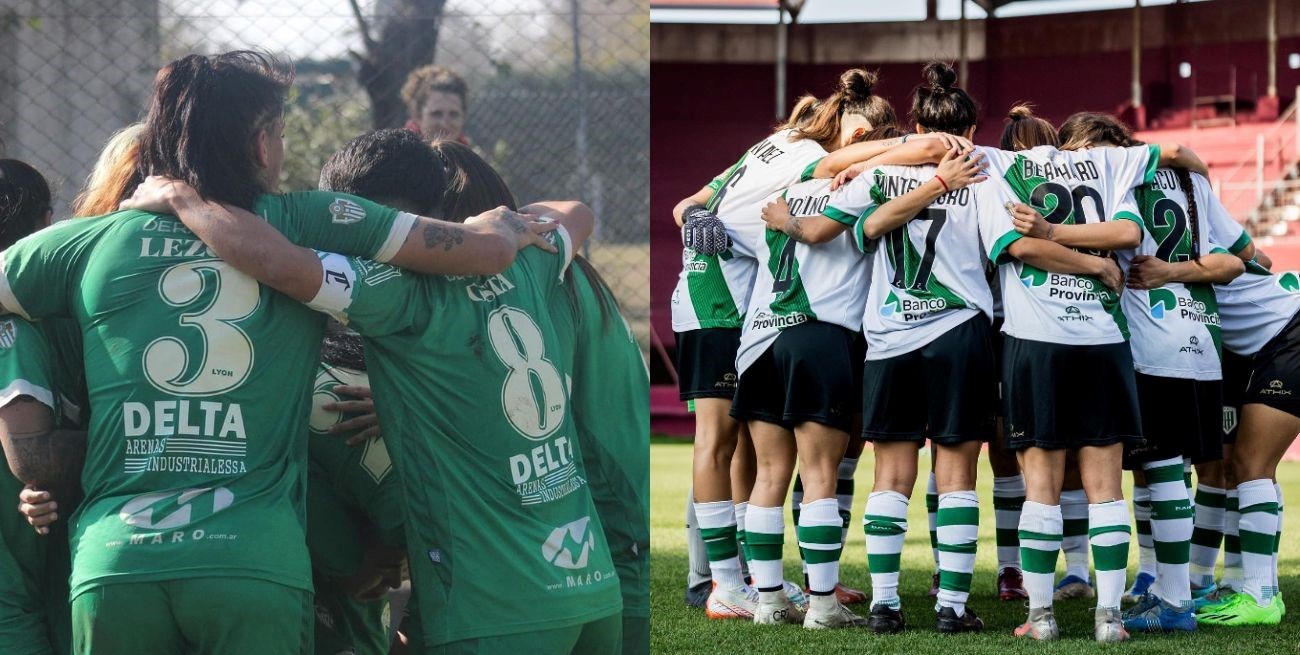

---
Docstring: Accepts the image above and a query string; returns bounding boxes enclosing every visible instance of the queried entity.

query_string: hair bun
[1007,103,1035,121]
[839,69,878,102]
[921,61,958,93]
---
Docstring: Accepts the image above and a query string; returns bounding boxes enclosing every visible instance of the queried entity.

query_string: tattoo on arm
[2,429,86,491]
[421,223,466,251]
[786,217,808,242]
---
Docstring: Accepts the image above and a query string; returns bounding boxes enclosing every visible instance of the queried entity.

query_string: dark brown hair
[137,51,293,210]
[911,61,979,136]
[430,140,621,328]
[320,129,445,215]
[402,65,469,119]
[859,125,907,142]
[1057,112,1138,150]
[1174,168,1202,262]
[1000,104,1058,150]
[791,69,897,148]
[0,159,51,250]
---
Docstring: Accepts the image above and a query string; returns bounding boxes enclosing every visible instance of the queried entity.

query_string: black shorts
[730,321,858,433]
[1002,336,1143,451]
[1124,374,1223,469]
[1244,310,1300,418]
[992,317,1006,403]
[852,331,868,398]
[860,314,996,444]
[675,328,740,401]
[1221,349,1251,445]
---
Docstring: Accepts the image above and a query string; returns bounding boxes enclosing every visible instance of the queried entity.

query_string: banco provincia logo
[881,290,902,317]
[542,516,596,570]
[1279,271,1300,293]
[1148,288,1177,319]
[328,198,367,224]
[119,487,234,530]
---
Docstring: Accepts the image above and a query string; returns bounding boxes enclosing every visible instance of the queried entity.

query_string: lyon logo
[120,487,234,530]
[542,516,595,570]
[329,198,367,224]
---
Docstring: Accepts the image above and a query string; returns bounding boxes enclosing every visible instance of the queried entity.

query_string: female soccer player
[986,111,1208,642]
[1019,112,1245,632]
[754,120,987,629]
[1192,200,1300,627]
[669,68,895,620]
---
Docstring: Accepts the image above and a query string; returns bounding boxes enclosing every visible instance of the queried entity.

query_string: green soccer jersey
[0,317,84,655]
[306,362,402,654]
[550,263,650,620]
[307,229,623,646]
[0,192,414,599]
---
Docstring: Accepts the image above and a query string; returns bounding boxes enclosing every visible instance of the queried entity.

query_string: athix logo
[542,516,595,570]
[328,198,367,224]
[1263,379,1294,397]
[1148,288,1177,319]
[119,487,234,530]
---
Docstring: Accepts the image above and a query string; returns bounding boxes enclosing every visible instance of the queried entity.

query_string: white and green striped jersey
[979,144,1161,345]
[670,129,827,332]
[735,178,869,375]
[826,163,1013,359]
[1202,197,1300,355]
[1115,171,1227,380]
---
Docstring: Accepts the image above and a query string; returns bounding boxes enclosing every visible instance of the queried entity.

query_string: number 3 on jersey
[488,307,567,441]
[143,260,260,396]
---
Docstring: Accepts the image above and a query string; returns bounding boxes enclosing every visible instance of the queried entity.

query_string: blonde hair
[72,123,144,217]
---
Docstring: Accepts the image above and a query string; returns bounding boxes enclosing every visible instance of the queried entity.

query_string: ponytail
[911,61,979,135]
[1000,103,1058,150]
[791,68,896,148]
[1174,168,1202,262]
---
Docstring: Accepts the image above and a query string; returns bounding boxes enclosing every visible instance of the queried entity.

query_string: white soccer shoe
[803,594,869,630]
[704,583,758,620]
[753,590,806,625]
[782,580,810,612]
[1094,607,1131,643]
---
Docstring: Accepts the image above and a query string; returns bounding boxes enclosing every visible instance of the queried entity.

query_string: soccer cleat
[830,582,868,605]
[685,580,711,608]
[1053,574,1095,601]
[1013,607,1059,641]
[803,594,869,630]
[1094,607,1130,643]
[704,583,758,620]
[867,603,906,634]
[1277,593,1286,616]
[936,606,984,634]
[1196,592,1283,626]
[928,572,940,598]
[997,567,1029,601]
[1122,572,1156,603]
[782,581,810,612]
[1196,587,1236,614]
[1121,593,1160,619]
[753,590,806,625]
[1191,583,1218,604]
[1122,598,1197,633]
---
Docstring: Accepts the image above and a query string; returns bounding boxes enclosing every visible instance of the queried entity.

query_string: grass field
[650,436,1300,654]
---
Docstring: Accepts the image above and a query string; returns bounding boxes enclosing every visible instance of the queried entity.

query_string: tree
[347,0,447,129]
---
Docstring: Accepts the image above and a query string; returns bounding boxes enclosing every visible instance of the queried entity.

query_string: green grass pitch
[650,436,1300,654]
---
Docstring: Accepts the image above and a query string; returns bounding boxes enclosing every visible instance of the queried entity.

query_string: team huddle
[670,61,1300,642]
[0,51,649,655]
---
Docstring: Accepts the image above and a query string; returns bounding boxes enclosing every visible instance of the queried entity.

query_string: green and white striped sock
[837,456,858,546]
[1090,500,1131,611]
[1273,481,1284,598]
[1189,484,1226,589]
[1133,485,1158,577]
[1060,488,1090,581]
[798,497,843,595]
[1222,489,1243,592]
[745,504,786,592]
[1238,479,1278,606]
[865,490,909,609]
[734,501,751,574]
[1019,500,1062,610]
[937,490,979,616]
[1145,457,1193,607]
[695,500,744,590]
[993,475,1025,572]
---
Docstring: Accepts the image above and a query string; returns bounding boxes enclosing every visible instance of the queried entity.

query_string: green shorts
[423,613,621,655]
[313,575,390,655]
[71,577,313,655]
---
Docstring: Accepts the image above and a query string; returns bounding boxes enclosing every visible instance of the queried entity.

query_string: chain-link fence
[0,0,649,348]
